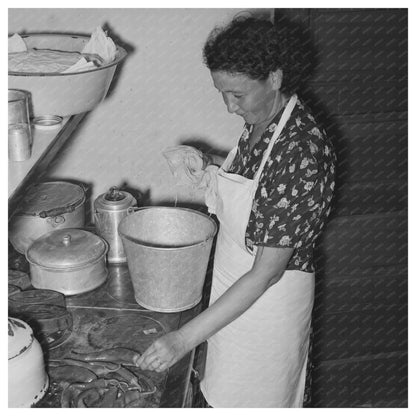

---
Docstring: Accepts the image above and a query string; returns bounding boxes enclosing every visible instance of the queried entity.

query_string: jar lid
[94,187,137,211]
[8,317,34,360]
[33,115,63,130]
[26,228,108,269]
[15,181,85,216]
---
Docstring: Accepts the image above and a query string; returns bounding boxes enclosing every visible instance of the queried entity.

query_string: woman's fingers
[143,356,161,370]
[135,345,156,368]
[141,354,169,372]
[155,361,169,373]
[136,344,168,371]
[136,331,187,371]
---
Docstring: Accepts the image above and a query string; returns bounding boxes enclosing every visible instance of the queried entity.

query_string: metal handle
[39,205,76,218]
[46,215,66,227]
[127,206,140,215]
[94,210,104,224]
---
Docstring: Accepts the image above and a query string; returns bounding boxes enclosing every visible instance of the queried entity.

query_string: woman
[136,16,336,407]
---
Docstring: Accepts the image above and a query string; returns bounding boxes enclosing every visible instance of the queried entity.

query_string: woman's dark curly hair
[203,16,306,95]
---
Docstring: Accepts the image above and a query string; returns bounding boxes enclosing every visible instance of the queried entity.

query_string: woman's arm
[136,245,293,372]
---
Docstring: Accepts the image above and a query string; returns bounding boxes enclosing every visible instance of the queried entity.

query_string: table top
[12,262,201,408]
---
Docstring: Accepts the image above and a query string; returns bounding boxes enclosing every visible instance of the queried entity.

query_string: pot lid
[26,228,108,269]
[8,317,34,360]
[15,304,72,335]
[9,289,65,310]
[94,186,137,211]
[15,181,85,216]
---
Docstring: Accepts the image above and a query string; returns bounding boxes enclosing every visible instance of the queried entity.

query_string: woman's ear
[270,69,283,90]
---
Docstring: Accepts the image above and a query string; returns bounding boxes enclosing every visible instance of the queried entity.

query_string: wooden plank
[314,264,407,314]
[332,119,407,183]
[331,180,407,216]
[303,81,407,116]
[309,9,407,79]
[312,304,407,360]
[315,211,407,276]
[311,352,408,407]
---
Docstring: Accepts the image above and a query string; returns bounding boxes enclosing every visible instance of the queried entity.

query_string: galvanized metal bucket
[118,206,217,312]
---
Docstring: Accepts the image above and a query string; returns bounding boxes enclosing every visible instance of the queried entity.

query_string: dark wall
[275,8,408,408]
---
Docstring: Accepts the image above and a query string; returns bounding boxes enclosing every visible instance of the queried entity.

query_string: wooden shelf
[8,113,86,218]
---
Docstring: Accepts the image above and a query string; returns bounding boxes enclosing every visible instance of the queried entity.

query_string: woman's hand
[135,331,189,372]
[201,152,213,169]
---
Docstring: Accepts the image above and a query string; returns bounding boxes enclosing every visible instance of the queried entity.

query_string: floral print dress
[228,98,336,273]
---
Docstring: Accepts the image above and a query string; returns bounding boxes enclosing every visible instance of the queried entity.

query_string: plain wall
[8,8,272,217]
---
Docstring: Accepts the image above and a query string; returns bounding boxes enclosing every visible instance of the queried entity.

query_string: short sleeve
[247,143,327,249]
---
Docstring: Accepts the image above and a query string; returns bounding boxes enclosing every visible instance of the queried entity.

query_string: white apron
[200,95,315,408]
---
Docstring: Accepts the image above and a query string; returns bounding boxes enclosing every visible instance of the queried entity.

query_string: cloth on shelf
[80,26,117,65]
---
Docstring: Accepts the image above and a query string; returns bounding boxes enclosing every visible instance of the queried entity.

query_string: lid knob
[62,234,72,246]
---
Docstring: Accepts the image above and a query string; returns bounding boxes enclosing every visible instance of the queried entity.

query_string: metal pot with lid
[94,186,137,263]
[26,228,109,296]
[9,181,86,254]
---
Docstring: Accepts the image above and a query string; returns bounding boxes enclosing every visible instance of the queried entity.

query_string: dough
[8,49,101,73]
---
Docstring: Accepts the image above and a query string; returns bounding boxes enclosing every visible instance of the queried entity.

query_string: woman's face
[211,70,282,126]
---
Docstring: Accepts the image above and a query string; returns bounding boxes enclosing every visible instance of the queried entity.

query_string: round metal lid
[26,228,108,269]
[16,304,72,334]
[9,289,65,310]
[94,187,137,211]
[33,115,63,130]
[8,317,34,360]
[16,181,85,216]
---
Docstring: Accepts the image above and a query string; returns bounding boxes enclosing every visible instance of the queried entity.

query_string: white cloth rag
[162,145,218,211]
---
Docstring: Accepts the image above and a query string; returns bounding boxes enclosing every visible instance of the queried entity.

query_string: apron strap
[253,94,298,182]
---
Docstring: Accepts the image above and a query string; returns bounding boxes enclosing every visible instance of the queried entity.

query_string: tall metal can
[94,187,137,263]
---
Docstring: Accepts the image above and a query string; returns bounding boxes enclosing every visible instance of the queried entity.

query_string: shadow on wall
[101,22,136,99]
[179,136,229,160]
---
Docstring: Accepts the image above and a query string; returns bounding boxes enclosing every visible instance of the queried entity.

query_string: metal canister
[9,181,86,254]
[94,187,137,263]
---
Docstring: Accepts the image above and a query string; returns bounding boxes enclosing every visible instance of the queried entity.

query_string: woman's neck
[253,92,289,133]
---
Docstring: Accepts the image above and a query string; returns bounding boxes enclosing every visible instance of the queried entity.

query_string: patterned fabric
[228,98,336,272]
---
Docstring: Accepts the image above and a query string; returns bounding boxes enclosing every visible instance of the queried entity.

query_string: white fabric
[80,26,117,64]
[8,33,27,53]
[200,95,315,407]
[162,145,219,207]
[162,145,206,185]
